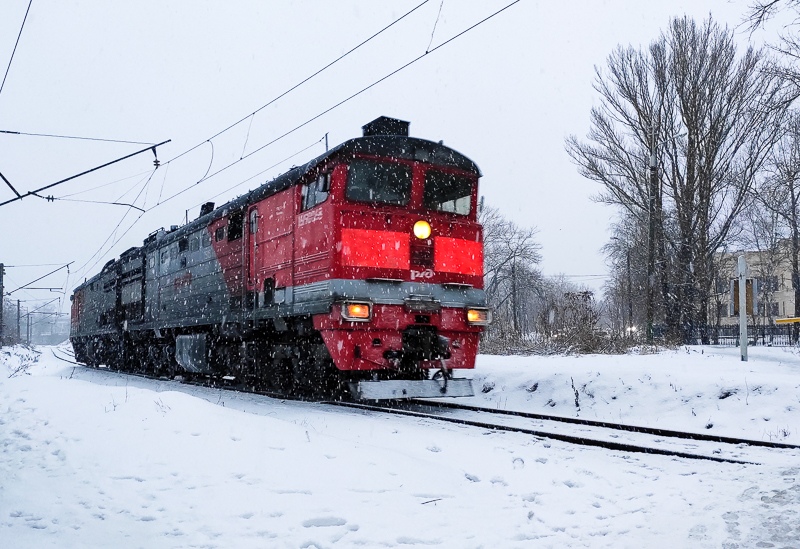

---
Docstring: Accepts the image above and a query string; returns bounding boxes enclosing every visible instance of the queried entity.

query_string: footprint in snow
[302,516,347,528]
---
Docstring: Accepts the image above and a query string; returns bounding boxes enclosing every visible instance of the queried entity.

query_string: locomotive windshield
[346,160,412,206]
[423,169,472,215]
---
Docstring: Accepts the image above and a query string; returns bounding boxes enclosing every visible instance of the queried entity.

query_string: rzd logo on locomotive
[410,269,434,280]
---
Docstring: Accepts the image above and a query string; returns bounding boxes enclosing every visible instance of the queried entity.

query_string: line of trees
[567,14,800,344]
[479,204,606,352]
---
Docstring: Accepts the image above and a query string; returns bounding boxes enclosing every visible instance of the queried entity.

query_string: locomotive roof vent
[362,116,409,137]
[199,202,215,218]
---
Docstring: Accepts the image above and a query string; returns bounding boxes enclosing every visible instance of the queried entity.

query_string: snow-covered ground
[2,343,800,548]
[463,345,800,445]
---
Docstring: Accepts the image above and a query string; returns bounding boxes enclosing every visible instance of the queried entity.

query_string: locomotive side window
[346,160,411,206]
[161,250,168,264]
[170,246,178,260]
[215,227,226,242]
[302,173,330,211]
[423,170,473,215]
[190,237,199,252]
[178,237,189,253]
[202,232,212,247]
[228,211,244,241]
[249,210,258,234]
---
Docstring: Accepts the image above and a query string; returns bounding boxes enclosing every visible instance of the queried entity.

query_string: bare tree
[480,203,542,338]
[757,111,800,339]
[566,16,789,344]
[602,213,649,337]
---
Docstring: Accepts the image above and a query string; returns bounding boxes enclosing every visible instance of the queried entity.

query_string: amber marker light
[342,302,372,321]
[413,220,431,240]
[466,307,491,326]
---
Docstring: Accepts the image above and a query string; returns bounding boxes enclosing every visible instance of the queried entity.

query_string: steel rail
[402,399,800,450]
[321,400,760,465]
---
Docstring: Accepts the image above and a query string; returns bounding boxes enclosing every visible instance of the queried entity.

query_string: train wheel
[271,357,295,395]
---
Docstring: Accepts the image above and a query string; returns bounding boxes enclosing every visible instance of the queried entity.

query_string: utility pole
[17,300,20,341]
[738,255,748,362]
[647,124,658,342]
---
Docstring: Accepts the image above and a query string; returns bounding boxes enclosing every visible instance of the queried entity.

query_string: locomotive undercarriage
[70,317,467,400]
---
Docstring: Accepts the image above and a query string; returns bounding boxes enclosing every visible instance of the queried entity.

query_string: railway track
[51,348,799,465]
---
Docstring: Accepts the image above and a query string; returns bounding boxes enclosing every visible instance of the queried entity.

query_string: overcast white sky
[0,0,783,314]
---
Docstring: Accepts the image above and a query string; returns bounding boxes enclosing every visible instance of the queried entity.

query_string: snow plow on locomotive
[70,117,490,399]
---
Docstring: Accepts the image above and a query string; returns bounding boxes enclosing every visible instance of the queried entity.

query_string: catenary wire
[4,263,66,267]
[0,0,33,99]
[56,169,153,199]
[150,0,521,212]
[0,129,156,145]
[186,135,326,214]
[73,168,158,280]
[163,0,431,166]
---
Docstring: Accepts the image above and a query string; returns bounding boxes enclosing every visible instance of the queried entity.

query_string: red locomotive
[70,117,489,399]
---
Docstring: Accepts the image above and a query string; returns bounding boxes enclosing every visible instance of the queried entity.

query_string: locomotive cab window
[302,172,330,211]
[215,226,226,242]
[190,236,199,252]
[423,170,473,215]
[346,160,412,206]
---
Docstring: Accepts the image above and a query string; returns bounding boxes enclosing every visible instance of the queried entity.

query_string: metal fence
[705,324,798,347]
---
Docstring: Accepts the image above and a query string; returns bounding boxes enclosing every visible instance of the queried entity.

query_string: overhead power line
[3,263,67,267]
[164,0,431,166]
[187,135,326,214]
[151,0,521,211]
[0,139,170,207]
[6,262,73,295]
[0,129,156,145]
[0,0,33,99]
